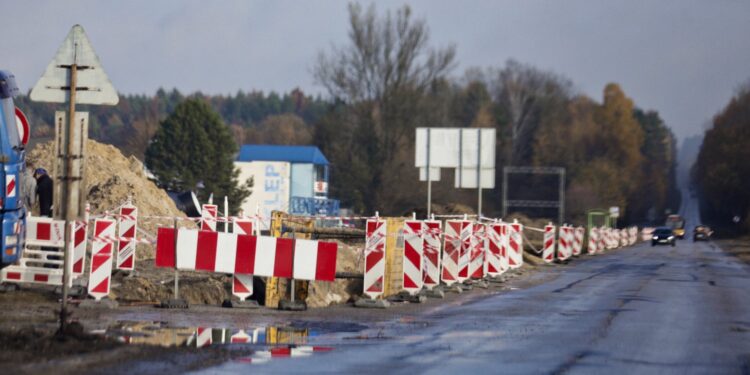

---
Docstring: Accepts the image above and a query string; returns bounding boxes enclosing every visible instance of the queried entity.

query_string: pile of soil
[306,240,364,308]
[29,140,189,259]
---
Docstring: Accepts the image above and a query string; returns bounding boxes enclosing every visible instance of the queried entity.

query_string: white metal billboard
[415,127,496,188]
[236,161,290,230]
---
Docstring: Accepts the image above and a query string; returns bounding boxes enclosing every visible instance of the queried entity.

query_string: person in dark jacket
[34,168,53,217]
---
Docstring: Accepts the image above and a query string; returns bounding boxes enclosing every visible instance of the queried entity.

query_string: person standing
[34,168,53,217]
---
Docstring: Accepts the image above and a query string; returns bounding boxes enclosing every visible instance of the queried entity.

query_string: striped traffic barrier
[457,220,473,282]
[201,204,218,232]
[422,220,442,289]
[70,221,88,276]
[486,223,505,276]
[558,225,572,261]
[402,220,424,295]
[508,221,524,268]
[573,227,584,256]
[231,216,257,301]
[155,228,337,281]
[542,224,556,263]
[588,227,599,254]
[116,203,138,271]
[88,219,116,300]
[442,220,469,285]
[468,223,486,279]
[363,219,386,299]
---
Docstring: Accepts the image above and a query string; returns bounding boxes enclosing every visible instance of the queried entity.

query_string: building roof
[237,145,329,165]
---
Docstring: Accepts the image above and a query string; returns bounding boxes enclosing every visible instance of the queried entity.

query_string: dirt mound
[28,140,188,259]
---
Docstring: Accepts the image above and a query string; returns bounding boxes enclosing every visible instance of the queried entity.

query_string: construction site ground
[0,259,549,375]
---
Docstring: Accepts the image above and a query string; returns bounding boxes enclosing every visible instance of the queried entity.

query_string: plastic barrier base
[467,280,490,289]
[159,298,189,309]
[79,299,119,309]
[54,284,87,298]
[419,287,445,299]
[387,291,426,304]
[457,283,473,291]
[222,299,260,309]
[278,299,307,311]
[354,298,390,309]
[0,283,20,293]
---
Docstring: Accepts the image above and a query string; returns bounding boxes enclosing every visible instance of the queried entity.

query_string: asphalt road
[199,196,750,374]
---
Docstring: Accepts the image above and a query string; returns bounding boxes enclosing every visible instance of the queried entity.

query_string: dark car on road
[652,227,676,247]
[693,225,713,241]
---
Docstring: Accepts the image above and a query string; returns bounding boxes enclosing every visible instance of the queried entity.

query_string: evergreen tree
[145,98,251,212]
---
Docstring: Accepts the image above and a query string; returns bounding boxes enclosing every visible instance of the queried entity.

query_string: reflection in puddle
[102,322,334,365]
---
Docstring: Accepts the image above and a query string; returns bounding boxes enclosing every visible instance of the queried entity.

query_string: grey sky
[3,1,749,140]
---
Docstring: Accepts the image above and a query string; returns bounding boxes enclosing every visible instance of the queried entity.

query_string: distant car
[651,227,676,247]
[693,225,713,241]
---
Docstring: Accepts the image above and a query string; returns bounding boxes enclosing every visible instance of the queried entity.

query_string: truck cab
[0,70,28,268]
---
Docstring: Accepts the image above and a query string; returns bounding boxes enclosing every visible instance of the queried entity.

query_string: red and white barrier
[573,227,584,256]
[201,204,218,232]
[508,222,524,268]
[155,228,337,281]
[363,219,386,299]
[2,216,87,288]
[116,204,138,271]
[468,223,486,279]
[619,229,628,247]
[558,226,572,261]
[88,219,115,300]
[26,217,65,247]
[231,217,257,301]
[402,220,423,295]
[629,227,638,246]
[442,220,469,285]
[542,224,556,263]
[457,221,473,282]
[422,220,442,289]
[600,226,608,251]
[588,227,599,255]
[70,221,87,276]
[486,223,505,276]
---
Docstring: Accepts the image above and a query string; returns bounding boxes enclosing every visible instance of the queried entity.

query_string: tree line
[693,83,750,234]
[17,3,679,225]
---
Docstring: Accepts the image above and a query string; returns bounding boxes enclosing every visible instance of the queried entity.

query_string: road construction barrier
[402,220,424,295]
[558,225,573,261]
[442,220,470,285]
[154,228,337,282]
[363,219,386,299]
[1,216,76,287]
[588,227,599,254]
[508,221,524,268]
[71,221,88,276]
[88,219,116,300]
[542,224,556,263]
[573,227,584,256]
[422,220,442,289]
[457,220,473,281]
[231,216,258,301]
[468,223,486,279]
[115,203,138,271]
[486,223,506,276]
[200,204,218,232]
[599,226,608,251]
[619,229,628,247]
[629,227,637,246]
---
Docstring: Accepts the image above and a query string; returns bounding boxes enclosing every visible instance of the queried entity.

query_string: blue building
[235,145,339,221]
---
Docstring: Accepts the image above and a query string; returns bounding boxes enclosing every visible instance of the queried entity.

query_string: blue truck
[0,70,28,268]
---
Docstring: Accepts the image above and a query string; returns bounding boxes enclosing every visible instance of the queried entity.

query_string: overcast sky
[3,0,749,140]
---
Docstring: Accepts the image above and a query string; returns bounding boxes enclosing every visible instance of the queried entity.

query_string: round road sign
[15,107,29,145]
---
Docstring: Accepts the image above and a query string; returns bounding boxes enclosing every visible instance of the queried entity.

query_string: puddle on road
[96,321,337,365]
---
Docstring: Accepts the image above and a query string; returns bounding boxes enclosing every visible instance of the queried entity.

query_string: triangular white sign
[30,24,118,105]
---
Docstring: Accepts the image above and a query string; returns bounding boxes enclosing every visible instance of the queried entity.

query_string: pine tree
[145,98,251,212]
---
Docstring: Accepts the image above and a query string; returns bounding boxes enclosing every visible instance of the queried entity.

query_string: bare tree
[313,3,456,213]
[490,60,573,165]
